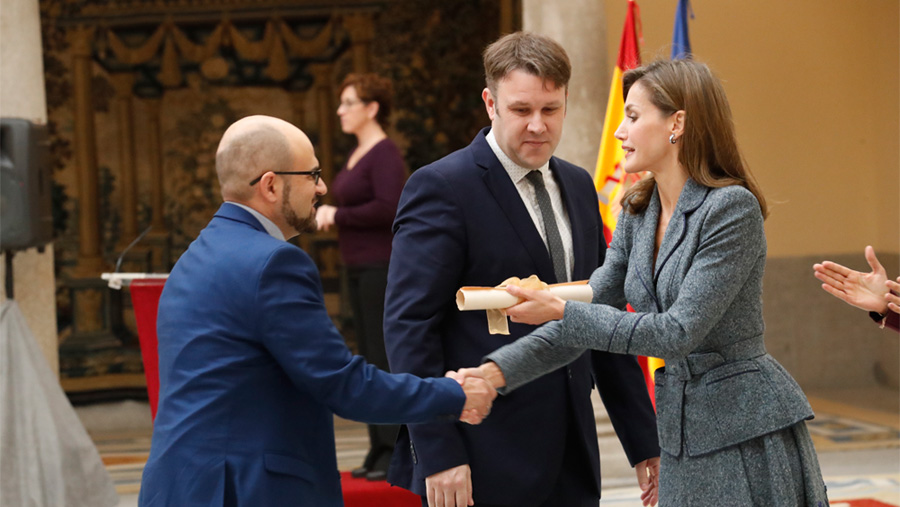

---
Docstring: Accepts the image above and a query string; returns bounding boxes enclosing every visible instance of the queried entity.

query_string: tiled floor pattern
[93,431,151,496]
[808,395,900,452]
[95,391,900,505]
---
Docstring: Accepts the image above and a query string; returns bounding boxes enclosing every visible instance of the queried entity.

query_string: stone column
[309,63,335,185]
[522,0,608,175]
[144,98,170,272]
[112,74,139,251]
[343,13,374,73]
[69,25,107,275]
[0,0,59,374]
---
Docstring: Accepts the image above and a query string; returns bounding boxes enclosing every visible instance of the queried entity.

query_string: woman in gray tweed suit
[457,60,829,506]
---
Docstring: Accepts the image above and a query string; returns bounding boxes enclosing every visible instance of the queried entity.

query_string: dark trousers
[421,394,598,507]
[347,265,399,469]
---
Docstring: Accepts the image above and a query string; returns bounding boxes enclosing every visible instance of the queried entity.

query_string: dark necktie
[525,170,568,283]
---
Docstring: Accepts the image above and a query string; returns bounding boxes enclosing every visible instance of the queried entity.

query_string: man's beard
[282,180,317,234]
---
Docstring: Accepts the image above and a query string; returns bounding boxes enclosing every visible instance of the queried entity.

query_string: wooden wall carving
[39,0,513,392]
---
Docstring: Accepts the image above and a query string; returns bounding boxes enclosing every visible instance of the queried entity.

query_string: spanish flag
[594,0,643,245]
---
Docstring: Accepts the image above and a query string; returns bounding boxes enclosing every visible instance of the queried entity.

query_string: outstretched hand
[504,284,566,325]
[450,373,497,425]
[813,245,890,314]
[448,363,508,391]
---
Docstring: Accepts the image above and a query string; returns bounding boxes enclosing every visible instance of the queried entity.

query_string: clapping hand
[887,277,900,314]
[813,246,891,314]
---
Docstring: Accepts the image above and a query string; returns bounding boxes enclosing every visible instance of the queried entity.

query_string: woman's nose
[614,120,626,141]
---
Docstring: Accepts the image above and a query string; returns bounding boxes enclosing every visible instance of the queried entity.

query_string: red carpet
[341,472,420,507]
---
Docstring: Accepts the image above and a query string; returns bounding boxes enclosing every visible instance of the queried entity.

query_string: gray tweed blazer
[487,178,814,458]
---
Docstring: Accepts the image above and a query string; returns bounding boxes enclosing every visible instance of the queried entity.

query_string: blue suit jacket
[384,129,659,505]
[139,203,465,507]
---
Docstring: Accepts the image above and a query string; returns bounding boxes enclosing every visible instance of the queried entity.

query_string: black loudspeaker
[0,118,53,251]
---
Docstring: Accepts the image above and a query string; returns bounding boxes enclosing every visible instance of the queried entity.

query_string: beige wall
[605,0,899,258]
[599,0,899,389]
[0,0,59,375]
[523,0,898,389]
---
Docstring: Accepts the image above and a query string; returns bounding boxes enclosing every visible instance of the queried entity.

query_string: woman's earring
[669,134,677,144]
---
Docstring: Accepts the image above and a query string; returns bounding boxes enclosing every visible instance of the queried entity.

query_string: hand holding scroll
[505,284,566,325]
[456,275,591,334]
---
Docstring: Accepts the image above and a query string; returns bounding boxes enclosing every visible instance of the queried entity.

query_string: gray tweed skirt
[658,422,828,506]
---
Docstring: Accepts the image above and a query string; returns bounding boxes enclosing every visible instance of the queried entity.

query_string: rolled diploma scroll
[456,281,593,311]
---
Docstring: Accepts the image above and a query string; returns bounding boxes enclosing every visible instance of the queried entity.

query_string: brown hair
[483,31,571,96]
[340,73,394,128]
[620,59,768,219]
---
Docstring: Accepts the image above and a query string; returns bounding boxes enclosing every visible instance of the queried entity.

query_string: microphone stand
[115,225,153,274]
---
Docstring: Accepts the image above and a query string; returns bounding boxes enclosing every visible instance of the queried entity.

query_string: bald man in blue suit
[138,116,496,507]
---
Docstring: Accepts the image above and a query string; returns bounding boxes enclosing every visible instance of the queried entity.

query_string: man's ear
[256,171,280,204]
[482,87,496,121]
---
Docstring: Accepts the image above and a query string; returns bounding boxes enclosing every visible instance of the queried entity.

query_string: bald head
[216,115,313,202]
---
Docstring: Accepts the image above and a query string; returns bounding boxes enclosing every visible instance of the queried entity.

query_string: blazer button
[567,366,573,379]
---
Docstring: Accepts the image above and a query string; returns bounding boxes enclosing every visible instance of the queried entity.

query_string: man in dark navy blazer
[138,115,497,507]
[384,33,660,507]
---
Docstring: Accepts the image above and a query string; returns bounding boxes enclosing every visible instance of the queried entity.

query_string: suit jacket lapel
[633,188,661,308]
[472,129,556,283]
[653,178,709,283]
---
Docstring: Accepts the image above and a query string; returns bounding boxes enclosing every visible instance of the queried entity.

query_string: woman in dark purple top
[317,73,406,480]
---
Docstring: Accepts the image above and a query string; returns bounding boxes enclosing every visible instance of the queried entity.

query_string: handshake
[448,363,509,425]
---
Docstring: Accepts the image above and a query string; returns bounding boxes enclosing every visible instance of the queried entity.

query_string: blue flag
[671,0,693,60]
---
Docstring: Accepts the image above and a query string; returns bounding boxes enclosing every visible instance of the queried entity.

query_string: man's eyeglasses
[249,170,321,187]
